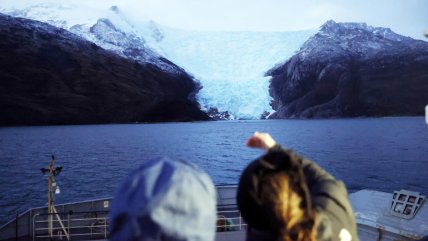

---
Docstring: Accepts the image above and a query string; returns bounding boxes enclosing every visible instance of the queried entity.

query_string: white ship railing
[32,211,109,241]
[32,209,245,240]
[216,210,247,232]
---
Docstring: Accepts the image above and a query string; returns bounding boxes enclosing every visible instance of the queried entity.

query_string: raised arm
[245,132,358,240]
[246,132,334,186]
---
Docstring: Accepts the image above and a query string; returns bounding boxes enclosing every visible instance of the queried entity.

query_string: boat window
[394,203,404,213]
[403,204,413,215]
[390,190,425,219]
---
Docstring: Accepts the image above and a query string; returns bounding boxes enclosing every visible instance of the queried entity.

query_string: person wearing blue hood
[109,157,217,241]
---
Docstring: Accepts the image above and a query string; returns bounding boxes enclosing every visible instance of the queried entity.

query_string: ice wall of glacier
[142,26,315,119]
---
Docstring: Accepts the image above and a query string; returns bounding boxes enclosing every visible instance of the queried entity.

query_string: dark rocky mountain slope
[268,20,428,118]
[0,14,209,125]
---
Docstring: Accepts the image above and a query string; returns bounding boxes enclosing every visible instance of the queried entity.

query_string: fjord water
[0,117,427,225]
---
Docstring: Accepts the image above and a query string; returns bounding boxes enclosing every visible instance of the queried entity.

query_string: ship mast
[41,155,69,240]
[48,155,55,239]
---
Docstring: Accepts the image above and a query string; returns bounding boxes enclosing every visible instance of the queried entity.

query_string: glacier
[142,26,315,119]
[0,0,315,119]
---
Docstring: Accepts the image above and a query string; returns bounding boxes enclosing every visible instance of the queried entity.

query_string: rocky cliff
[268,20,428,118]
[0,14,209,125]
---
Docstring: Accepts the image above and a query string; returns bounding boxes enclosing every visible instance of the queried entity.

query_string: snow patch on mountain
[319,20,413,43]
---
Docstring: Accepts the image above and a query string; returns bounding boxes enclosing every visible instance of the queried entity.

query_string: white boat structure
[0,186,426,241]
[350,189,427,240]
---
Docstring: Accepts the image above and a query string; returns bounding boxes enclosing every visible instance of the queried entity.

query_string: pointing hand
[246,132,276,152]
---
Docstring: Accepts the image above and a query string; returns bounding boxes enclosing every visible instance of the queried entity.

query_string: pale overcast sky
[3,0,428,40]
[118,0,428,40]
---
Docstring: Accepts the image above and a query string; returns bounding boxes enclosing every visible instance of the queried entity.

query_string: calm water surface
[0,117,427,225]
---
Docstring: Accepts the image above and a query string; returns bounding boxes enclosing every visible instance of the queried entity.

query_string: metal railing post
[29,209,32,238]
[68,213,71,241]
[32,214,39,241]
[239,214,242,231]
[104,217,107,239]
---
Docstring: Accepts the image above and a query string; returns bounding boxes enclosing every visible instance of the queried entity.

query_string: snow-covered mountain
[0,12,211,125]
[268,20,428,118]
[0,1,315,119]
[0,2,182,74]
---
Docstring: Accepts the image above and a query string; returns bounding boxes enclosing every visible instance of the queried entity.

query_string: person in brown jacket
[237,132,359,241]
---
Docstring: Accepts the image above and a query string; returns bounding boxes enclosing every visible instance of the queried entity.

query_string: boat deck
[1,186,427,241]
